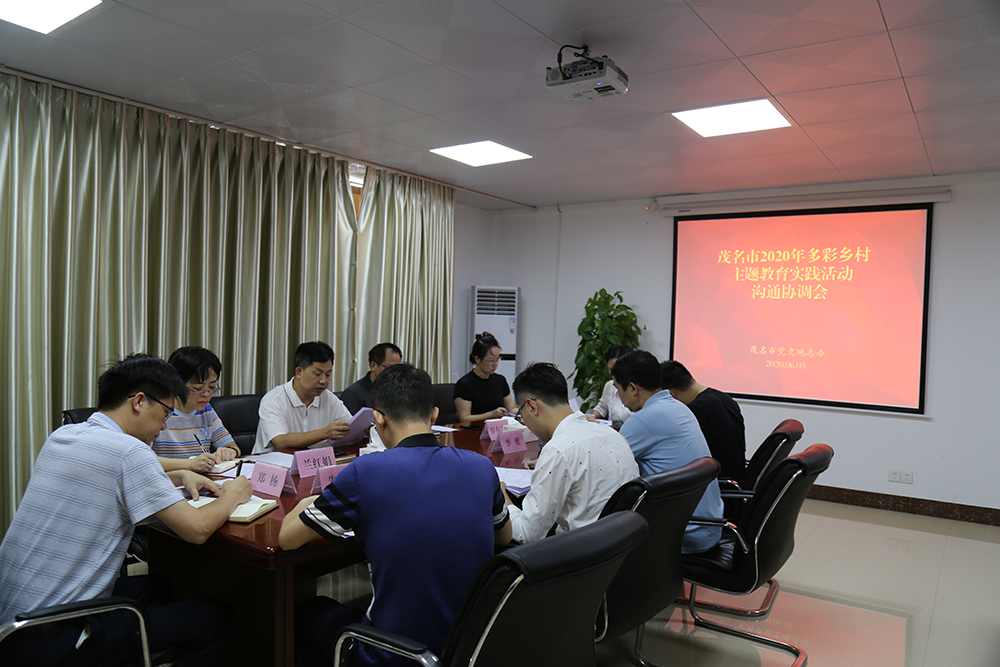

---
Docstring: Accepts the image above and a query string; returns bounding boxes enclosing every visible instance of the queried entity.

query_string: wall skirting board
[808,485,1000,527]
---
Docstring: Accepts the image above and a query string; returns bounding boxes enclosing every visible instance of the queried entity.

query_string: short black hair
[611,350,661,392]
[369,342,402,365]
[294,341,334,371]
[469,331,501,365]
[167,346,222,384]
[660,360,695,391]
[604,344,634,362]
[512,362,569,407]
[370,363,434,424]
[97,353,189,410]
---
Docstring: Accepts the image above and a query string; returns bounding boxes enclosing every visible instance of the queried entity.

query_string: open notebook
[187,495,278,523]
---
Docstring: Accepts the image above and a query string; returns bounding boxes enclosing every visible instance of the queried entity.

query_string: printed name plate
[480,419,507,441]
[310,463,349,493]
[491,429,527,455]
[290,446,336,478]
[250,462,296,497]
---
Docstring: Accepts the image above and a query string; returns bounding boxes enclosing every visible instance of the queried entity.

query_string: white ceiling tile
[4,0,1000,208]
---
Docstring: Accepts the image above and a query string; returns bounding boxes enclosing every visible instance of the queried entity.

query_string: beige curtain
[0,73,359,529]
[357,169,454,382]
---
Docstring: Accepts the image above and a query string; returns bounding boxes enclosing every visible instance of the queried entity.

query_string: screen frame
[670,202,933,414]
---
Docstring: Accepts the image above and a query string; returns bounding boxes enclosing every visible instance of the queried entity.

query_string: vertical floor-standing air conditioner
[470,285,519,381]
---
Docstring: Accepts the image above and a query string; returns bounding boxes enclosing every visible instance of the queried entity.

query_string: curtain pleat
[357,169,454,383]
[0,73,370,530]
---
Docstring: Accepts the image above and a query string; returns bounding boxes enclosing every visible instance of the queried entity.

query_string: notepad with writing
[187,494,278,522]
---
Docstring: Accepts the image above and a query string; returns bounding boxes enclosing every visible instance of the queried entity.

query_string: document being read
[495,466,532,497]
[313,407,374,449]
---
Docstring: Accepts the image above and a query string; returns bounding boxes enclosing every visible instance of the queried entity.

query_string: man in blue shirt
[612,350,724,554]
[280,363,512,667]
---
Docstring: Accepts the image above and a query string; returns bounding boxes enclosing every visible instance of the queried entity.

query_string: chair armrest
[717,478,742,492]
[334,622,441,667]
[687,517,749,554]
[3,597,149,646]
[719,490,754,502]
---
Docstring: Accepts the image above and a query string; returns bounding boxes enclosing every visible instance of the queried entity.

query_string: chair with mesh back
[332,511,649,667]
[683,443,834,667]
[595,457,721,667]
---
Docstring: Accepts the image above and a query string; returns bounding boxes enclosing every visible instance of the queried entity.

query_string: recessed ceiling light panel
[0,0,102,34]
[672,99,791,138]
[429,140,531,167]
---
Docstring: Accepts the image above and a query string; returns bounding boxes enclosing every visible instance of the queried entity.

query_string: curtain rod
[0,66,537,211]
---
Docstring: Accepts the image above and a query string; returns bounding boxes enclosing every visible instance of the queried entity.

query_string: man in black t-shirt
[660,360,746,479]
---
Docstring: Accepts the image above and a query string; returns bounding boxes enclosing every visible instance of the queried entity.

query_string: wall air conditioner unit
[471,286,519,381]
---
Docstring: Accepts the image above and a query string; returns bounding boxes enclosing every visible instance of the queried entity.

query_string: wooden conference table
[147,424,539,667]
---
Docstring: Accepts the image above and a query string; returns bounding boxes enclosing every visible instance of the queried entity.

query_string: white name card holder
[491,429,527,455]
[310,463,349,493]
[480,419,506,442]
[290,446,336,478]
[250,462,296,497]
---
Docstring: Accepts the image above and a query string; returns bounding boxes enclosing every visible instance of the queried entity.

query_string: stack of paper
[495,466,533,497]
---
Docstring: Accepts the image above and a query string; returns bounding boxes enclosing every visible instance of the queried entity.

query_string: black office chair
[432,383,459,425]
[332,511,649,667]
[595,457,721,667]
[0,596,181,666]
[62,407,97,425]
[720,419,804,520]
[683,443,834,667]
[209,393,264,456]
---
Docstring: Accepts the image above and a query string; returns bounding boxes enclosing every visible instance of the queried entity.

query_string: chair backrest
[62,407,97,425]
[739,419,804,490]
[440,511,648,667]
[209,394,264,456]
[729,443,833,592]
[597,457,721,641]
[432,383,459,425]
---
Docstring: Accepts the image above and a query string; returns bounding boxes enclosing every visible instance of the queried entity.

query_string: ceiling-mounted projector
[546,45,628,101]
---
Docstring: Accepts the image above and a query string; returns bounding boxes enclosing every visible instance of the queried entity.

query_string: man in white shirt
[253,341,352,454]
[501,362,639,544]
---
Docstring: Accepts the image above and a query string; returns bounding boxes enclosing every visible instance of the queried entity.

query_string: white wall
[453,174,1000,510]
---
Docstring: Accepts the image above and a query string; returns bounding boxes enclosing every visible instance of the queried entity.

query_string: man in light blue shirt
[613,350,723,554]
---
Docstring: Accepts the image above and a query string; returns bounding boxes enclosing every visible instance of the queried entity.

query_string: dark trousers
[0,575,231,667]
[297,596,364,667]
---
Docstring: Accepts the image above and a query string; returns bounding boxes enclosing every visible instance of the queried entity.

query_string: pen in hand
[236,460,244,478]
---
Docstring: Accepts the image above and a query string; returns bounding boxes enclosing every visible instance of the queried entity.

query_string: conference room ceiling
[1,0,999,210]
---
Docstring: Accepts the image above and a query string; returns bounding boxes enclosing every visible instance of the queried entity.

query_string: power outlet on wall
[901,471,914,484]
[888,470,901,482]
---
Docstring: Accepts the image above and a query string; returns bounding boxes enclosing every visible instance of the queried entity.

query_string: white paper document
[495,466,532,496]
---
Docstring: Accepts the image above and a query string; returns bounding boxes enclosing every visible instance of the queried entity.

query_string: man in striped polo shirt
[0,354,251,666]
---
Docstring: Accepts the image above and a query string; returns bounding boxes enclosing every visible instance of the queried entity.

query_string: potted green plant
[572,289,643,412]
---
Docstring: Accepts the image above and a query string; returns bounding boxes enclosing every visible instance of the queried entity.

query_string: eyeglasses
[187,382,219,397]
[514,398,530,424]
[482,356,501,365]
[128,393,174,417]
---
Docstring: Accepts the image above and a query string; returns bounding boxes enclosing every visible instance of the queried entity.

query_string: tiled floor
[595,499,1000,667]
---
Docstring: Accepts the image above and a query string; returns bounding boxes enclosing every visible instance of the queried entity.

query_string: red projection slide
[671,205,931,412]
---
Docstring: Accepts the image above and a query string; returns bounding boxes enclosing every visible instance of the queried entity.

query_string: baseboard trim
[808,485,1000,527]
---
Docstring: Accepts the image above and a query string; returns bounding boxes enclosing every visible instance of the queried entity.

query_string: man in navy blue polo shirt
[280,363,512,667]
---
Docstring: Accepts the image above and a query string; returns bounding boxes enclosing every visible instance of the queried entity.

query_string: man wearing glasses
[153,346,241,472]
[500,362,638,544]
[0,354,251,666]
[340,342,403,414]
